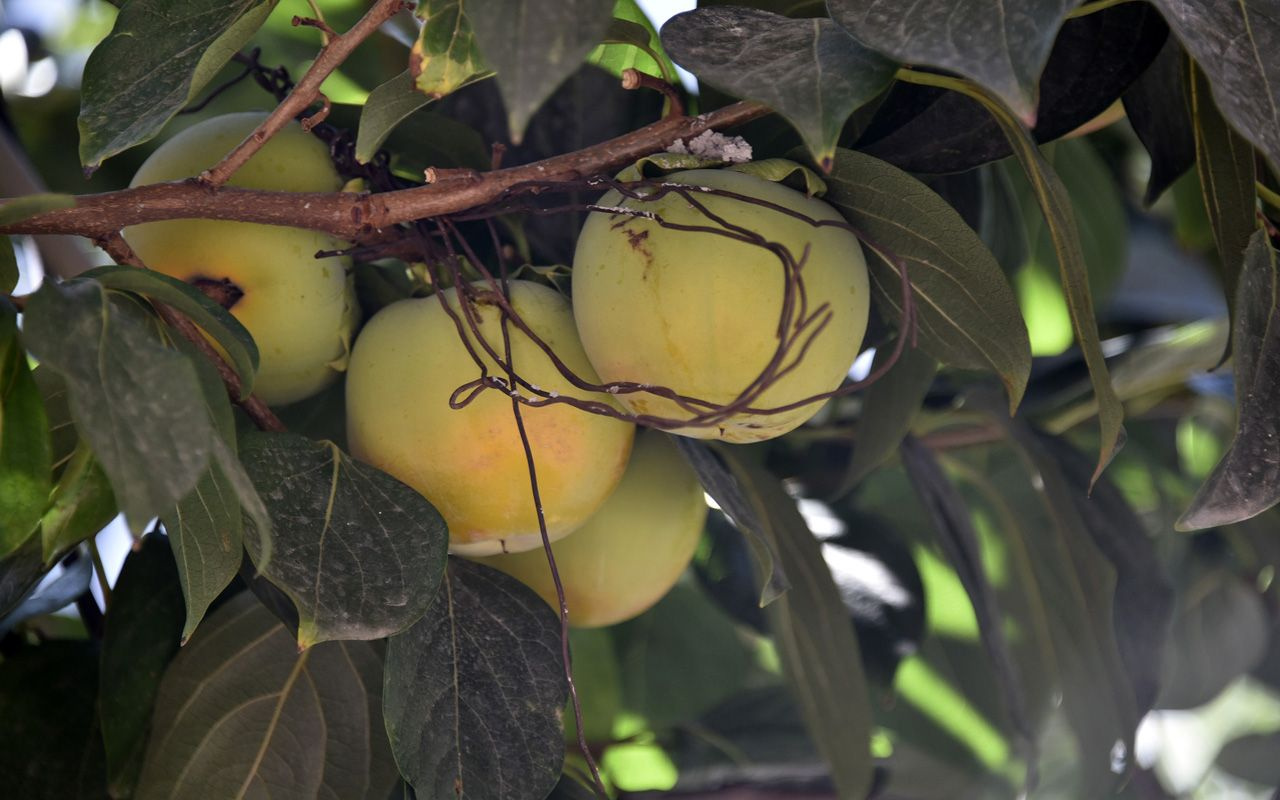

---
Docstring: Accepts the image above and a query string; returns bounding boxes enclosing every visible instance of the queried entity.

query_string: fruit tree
[1,1,1279,799]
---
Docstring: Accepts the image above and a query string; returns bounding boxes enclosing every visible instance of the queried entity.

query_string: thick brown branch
[200,0,408,186]
[0,102,770,240]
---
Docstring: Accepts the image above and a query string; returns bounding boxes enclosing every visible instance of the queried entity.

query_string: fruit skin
[123,112,358,406]
[572,168,870,442]
[346,280,635,556]
[474,430,707,628]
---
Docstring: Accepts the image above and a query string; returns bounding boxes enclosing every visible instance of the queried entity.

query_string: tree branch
[199,0,409,186]
[0,102,770,240]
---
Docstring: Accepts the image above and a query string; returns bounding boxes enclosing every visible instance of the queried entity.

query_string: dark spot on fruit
[625,228,650,251]
[609,218,629,230]
[190,276,244,310]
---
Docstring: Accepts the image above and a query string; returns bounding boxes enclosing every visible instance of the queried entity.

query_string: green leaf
[78,0,279,170]
[0,193,76,227]
[23,279,216,534]
[718,447,875,800]
[898,435,1036,773]
[973,84,1125,485]
[834,343,936,497]
[727,158,827,197]
[1179,231,1280,529]
[85,264,260,399]
[100,533,184,798]
[135,592,398,800]
[162,333,270,642]
[0,534,47,620]
[613,583,754,729]
[1190,63,1258,330]
[1152,0,1280,172]
[410,0,493,100]
[828,0,1076,124]
[384,559,568,800]
[40,440,117,563]
[662,7,896,170]
[356,71,434,164]
[238,431,449,648]
[1,235,17,294]
[468,0,616,143]
[588,1,679,84]
[673,438,789,604]
[0,641,107,799]
[820,148,1031,411]
[0,303,52,557]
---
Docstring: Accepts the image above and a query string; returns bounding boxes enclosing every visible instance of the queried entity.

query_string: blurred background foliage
[2,1,1279,799]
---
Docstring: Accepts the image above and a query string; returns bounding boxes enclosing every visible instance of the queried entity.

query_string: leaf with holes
[1179,231,1280,530]
[468,0,617,143]
[829,0,1075,124]
[820,148,1030,412]
[384,559,567,800]
[662,7,895,170]
[134,593,398,800]
[239,432,449,648]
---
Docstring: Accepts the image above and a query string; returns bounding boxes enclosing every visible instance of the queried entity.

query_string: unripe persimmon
[572,168,869,442]
[346,280,635,556]
[474,430,706,628]
[123,112,358,406]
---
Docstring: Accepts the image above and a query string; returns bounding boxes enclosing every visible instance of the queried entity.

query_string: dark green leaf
[0,641,107,799]
[0,235,16,293]
[973,84,1125,484]
[663,7,895,169]
[23,280,216,533]
[1010,139,1130,306]
[31,366,78,476]
[835,344,936,496]
[1158,567,1268,710]
[718,447,874,800]
[0,554,90,637]
[78,0,279,169]
[468,0,616,143]
[674,437,789,604]
[135,592,397,800]
[899,435,1035,774]
[0,302,51,556]
[85,264,259,398]
[613,583,753,728]
[0,534,46,620]
[162,333,269,642]
[1122,36,1195,205]
[0,193,76,226]
[857,3,1169,175]
[410,0,493,100]
[821,148,1030,411]
[100,533,184,798]
[1190,63,1258,328]
[828,0,1075,123]
[40,440,118,563]
[1152,0,1280,172]
[238,431,449,647]
[356,71,434,164]
[384,559,567,800]
[1179,231,1280,529]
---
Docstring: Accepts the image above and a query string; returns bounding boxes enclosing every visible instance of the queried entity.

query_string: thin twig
[199,0,408,187]
[621,68,684,118]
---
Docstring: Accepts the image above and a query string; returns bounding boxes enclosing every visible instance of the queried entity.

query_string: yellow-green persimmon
[572,168,870,442]
[123,112,358,406]
[346,280,635,556]
[474,429,706,627]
